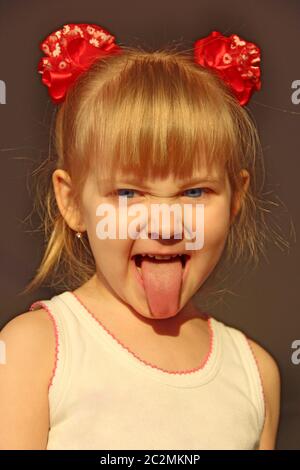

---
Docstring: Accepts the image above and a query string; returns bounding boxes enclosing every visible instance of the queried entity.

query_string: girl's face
[67,164,249,321]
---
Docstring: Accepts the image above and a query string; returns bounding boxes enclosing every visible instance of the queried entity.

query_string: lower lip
[131,256,191,289]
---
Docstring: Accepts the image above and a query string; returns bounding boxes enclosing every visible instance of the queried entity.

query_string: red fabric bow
[38,25,261,106]
[194,30,261,105]
[38,23,122,104]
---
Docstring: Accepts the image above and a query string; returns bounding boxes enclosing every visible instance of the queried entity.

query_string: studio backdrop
[0,0,299,450]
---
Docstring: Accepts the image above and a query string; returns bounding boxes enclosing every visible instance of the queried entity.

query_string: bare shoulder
[0,308,56,377]
[2,306,53,332]
[0,308,56,449]
[247,337,281,450]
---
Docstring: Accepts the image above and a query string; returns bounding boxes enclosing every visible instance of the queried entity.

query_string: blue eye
[117,188,138,198]
[183,187,207,198]
[115,187,209,198]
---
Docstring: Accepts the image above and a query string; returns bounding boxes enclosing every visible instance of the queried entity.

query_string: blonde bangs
[70,48,243,191]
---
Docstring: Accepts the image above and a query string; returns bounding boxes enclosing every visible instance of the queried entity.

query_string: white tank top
[29,290,266,450]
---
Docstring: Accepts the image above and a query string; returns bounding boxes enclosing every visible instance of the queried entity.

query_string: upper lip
[131,251,190,258]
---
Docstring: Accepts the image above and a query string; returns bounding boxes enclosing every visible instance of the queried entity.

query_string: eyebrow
[113,176,222,189]
[178,176,222,187]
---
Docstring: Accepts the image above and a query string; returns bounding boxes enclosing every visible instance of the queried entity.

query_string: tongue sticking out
[140,256,183,318]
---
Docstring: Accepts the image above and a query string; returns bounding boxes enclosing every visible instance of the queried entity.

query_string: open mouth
[131,253,192,316]
[133,253,189,270]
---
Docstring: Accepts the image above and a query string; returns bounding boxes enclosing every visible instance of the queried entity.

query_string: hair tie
[37,23,122,104]
[193,30,261,105]
[38,24,261,106]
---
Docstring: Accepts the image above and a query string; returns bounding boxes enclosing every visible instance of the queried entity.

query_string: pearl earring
[75,231,82,239]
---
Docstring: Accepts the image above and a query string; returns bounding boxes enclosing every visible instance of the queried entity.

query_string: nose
[147,203,184,241]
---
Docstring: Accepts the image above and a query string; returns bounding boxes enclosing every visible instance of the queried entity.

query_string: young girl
[0,23,280,450]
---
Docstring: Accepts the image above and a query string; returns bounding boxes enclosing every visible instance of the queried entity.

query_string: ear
[52,169,86,232]
[230,169,250,224]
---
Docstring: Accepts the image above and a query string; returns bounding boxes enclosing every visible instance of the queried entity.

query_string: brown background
[0,0,299,449]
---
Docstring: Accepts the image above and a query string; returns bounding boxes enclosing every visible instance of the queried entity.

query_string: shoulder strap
[29,294,72,423]
[224,324,266,434]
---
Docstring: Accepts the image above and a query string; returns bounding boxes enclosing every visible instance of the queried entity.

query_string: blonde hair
[23,44,290,296]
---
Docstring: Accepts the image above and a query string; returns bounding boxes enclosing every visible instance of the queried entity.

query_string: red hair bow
[194,30,261,105]
[38,23,122,104]
[38,24,261,106]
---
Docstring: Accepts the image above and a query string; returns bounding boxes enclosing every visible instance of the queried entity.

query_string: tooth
[138,253,185,260]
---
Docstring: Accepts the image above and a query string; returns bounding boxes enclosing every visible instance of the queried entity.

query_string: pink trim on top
[29,301,59,392]
[70,291,214,376]
[245,335,267,425]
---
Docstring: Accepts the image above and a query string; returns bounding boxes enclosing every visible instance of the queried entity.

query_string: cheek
[204,201,231,249]
[82,199,134,282]
[189,198,231,260]
[188,200,231,289]
[88,236,132,278]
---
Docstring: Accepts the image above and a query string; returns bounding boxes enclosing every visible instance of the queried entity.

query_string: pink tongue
[140,256,183,317]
